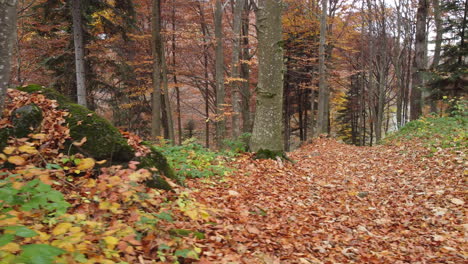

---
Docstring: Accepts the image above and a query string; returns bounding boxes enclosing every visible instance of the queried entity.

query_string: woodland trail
[188,138,466,263]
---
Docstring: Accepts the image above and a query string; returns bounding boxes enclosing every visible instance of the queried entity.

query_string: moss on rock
[17,84,71,105]
[137,146,182,190]
[18,85,134,162]
[11,104,43,138]
[253,148,289,161]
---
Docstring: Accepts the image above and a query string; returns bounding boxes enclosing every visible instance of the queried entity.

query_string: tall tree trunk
[240,0,251,133]
[0,0,18,114]
[214,0,226,148]
[198,2,210,148]
[316,0,328,134]
[430,0,442,113]
[230,0,244,138]
[71,0,86,107]
[172,0,182,144]
[375,2,387,142]
[410,0,428,120]
[250,0,284,153]
[151,0,163,138]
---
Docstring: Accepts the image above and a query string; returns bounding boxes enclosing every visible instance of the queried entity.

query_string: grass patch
[384,115,467,151]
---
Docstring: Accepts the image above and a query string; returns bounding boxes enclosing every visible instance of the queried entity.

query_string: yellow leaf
[18,145,38,154]
[96,159,107,164]
[76,158,95,171]
[0,243,20,253]
[7,156,26,166]
[3,147,16,155]
[31,133,46,140]
[103,236,119,250]
[0,153,7,161]
[52,223,72,235]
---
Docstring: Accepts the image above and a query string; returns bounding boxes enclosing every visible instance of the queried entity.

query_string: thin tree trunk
[240,0,251,133]
[310,88,315,137]
[198,2,210,148]
[375,2,387,142]
[0,0,18,114]
[250,0,284,152]
[230,0,244,138]
[410,0,428,120]
[431,0,442,68]
[316,0,328,134]
[151,0,163,138]
[71,0,86,107]
[215,0,226,148]
[171,0,182,145]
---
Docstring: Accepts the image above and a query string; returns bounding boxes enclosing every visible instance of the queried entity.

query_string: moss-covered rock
[18,84,134,162]
[137,146,182,190]
[64,103,134,162]
[17,84,71,105]
[11,104,43,138]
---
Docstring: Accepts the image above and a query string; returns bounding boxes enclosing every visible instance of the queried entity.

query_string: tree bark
[316,0,328,135]
[71,0,86,107]
[0,0,17,114]
[214,0,226,148]
[230,0,244,138]
[250,0,284,153]
[410,0,428,120]
[240,0,251,133]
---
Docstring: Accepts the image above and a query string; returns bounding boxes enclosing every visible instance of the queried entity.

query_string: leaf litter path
[187,138,466,263]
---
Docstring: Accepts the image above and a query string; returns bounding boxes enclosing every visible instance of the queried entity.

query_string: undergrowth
[384,114,467,151]
[152,138,235,181]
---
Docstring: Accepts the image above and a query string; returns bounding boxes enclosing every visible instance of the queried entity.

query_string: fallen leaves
[188,138,466,263]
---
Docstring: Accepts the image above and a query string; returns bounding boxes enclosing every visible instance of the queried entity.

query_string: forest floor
[187,138,466,263]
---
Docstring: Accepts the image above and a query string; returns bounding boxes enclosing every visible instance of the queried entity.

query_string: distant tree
[0,0,18,114]
[250,0,284,153]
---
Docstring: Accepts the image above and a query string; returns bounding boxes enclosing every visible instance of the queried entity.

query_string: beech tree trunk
[410,0,428,120]
[71,0,86,107]
[0,0,18,114]
[250,0,284,153]
[316,0,328,134]
[214,0,226,148]
[230,0,244,138]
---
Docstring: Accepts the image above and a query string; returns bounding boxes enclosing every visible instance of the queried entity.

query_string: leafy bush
[222,133,251,155]
[152,138,232,180]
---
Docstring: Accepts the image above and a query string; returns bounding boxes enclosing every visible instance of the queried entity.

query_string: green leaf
[4,226,38,238]
[18,244,65,264]
[0,234,14,247]
[174,248,199,259]
[155,212,173,222]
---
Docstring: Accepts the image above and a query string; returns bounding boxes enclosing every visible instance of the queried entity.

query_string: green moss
[253,148,290,161]
[17,84,71,105]
[17,85,134,162]
[11,104,43,138]
[137,146,182,190]
[0,128,11,151]
[64,103,134,162]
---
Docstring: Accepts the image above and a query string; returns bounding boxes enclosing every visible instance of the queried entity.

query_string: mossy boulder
[137,146,182,191]
[17,85,134,162]
[11,104,43,138]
